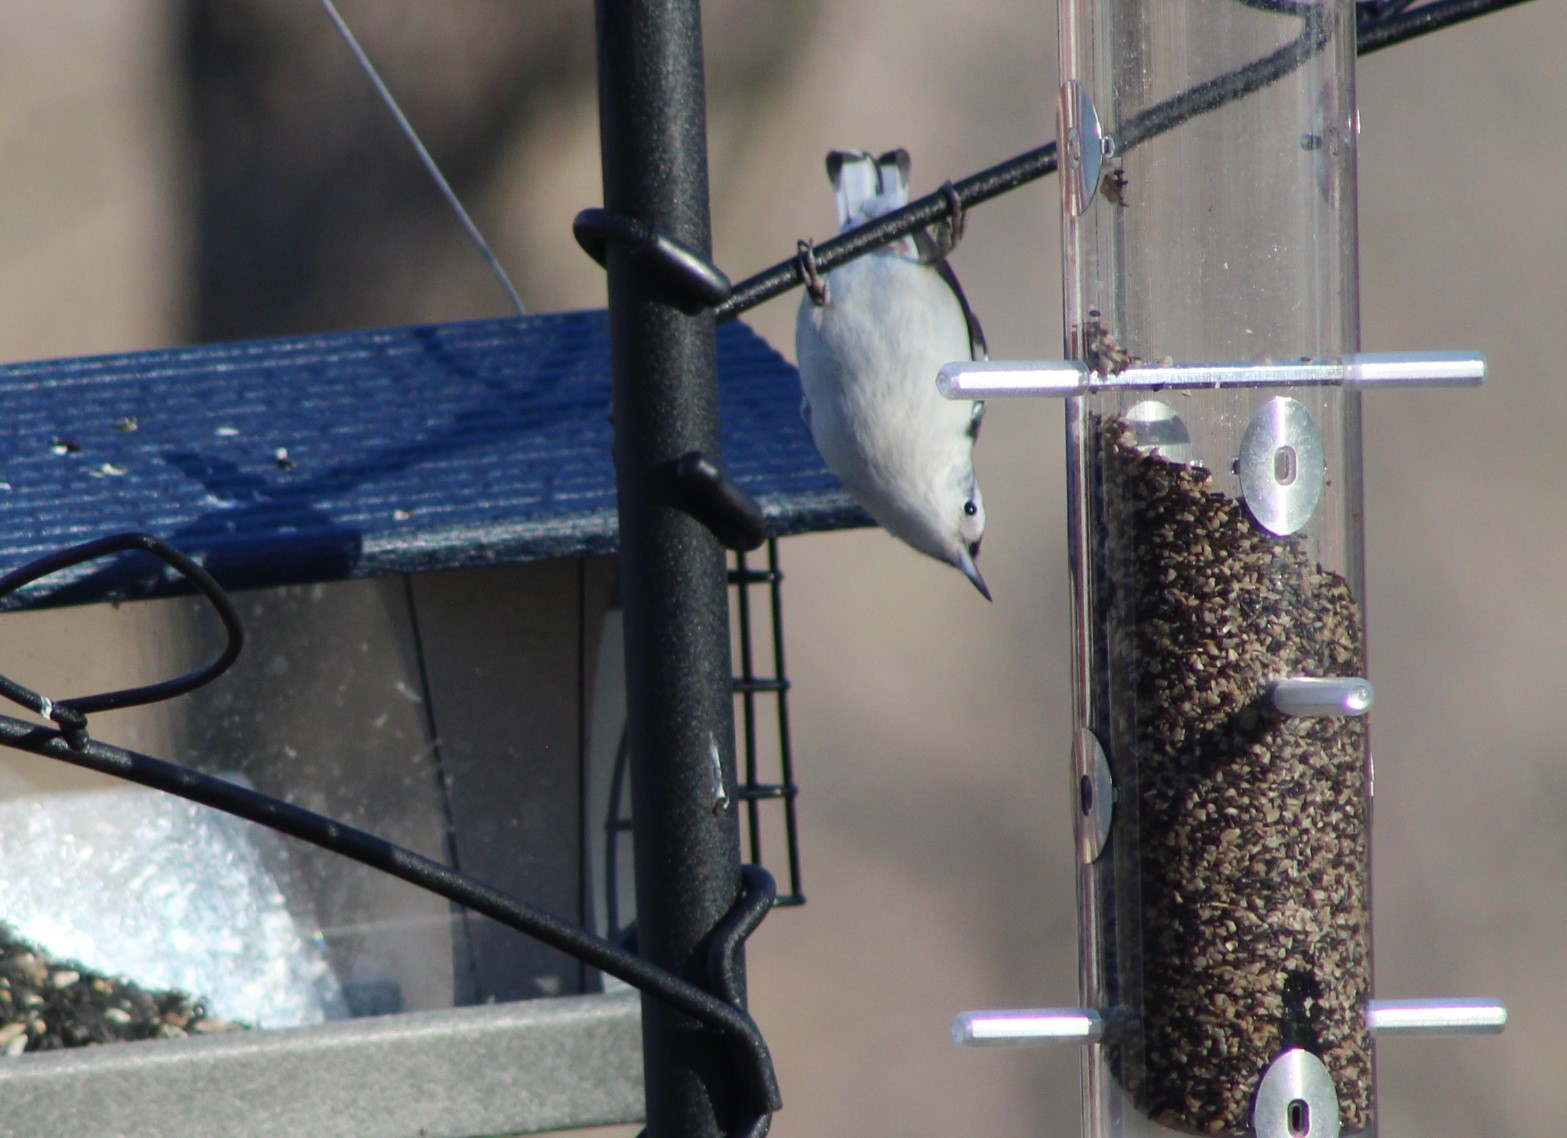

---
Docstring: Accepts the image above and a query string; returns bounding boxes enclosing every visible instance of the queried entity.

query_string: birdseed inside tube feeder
[1085,410,1370,1134]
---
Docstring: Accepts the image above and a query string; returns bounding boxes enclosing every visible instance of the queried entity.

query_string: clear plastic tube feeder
[946,2,1499,1137]
[1067,3,1368,1135]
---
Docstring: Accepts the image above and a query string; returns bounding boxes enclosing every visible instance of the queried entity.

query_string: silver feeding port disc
[1253,1048,1341,1138]
[1058,80,1105,218]
[1073,727,1113,863]
[1239,397,1326,537]
[1124,400,1198,466]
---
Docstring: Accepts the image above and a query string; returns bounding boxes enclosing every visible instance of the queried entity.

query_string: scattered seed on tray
[0,925,243,1054]
[1088,413,1371,1134]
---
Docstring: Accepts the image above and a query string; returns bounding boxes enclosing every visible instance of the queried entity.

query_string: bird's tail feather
[827,148,912,231]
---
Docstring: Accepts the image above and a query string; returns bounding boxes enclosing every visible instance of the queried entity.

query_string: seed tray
[0,924,240,1054]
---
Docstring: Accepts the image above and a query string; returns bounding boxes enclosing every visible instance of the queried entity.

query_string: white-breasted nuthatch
[795,148,990,599]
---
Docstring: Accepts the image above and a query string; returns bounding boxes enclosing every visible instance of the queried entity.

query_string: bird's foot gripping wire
[918,181,967,265]
[796,239,829,307]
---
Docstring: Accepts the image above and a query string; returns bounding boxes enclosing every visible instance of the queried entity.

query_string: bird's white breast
[796,253,977,560]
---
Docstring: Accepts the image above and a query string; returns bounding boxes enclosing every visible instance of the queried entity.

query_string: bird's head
[951,483,990,601]
[887,473,990,602]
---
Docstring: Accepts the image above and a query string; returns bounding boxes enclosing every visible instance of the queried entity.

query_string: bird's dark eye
[963,499,978,517]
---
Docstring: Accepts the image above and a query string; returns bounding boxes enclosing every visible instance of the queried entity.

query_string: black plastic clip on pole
[674,452,769,553]
[574,207,732,315]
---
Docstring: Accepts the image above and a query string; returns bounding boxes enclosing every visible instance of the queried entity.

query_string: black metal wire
[0,709,782,1113]
[713,0,1536,323]
[1357,0,1534,51]
[733,544,765,867]
[603,537,803,933]
[0,525,780,1115]
[1121,3,1332,154]
[707,864,776,1008]
[605,537,803,916]
[704,864,778,1138]
[715,144,1056,321]
[762,540,804,907]
[0,533,243,737]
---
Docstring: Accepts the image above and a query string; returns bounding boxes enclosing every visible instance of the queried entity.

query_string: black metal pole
[592,4,748,1138]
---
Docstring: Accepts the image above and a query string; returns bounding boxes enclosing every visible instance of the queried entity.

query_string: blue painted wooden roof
[0,311,868,607]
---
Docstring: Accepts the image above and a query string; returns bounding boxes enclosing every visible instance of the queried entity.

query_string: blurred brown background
[0,1,1560,1135]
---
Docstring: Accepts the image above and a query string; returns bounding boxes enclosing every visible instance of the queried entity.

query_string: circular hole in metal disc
[1073,728,1113,863]
[1253,1048,1341,1138]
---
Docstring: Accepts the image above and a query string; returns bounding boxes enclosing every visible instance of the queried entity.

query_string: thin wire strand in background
[317,0,527,318]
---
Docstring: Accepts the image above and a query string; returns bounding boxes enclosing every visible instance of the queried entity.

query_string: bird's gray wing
[931,258,988,362]
[800,391,813,431]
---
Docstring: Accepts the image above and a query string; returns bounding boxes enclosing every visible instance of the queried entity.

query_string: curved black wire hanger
[0,533,244,746]
[0,532,781,1124]
[0,708,781,1116]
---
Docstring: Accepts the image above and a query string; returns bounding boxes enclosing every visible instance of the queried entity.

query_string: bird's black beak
[958,544,991,602]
